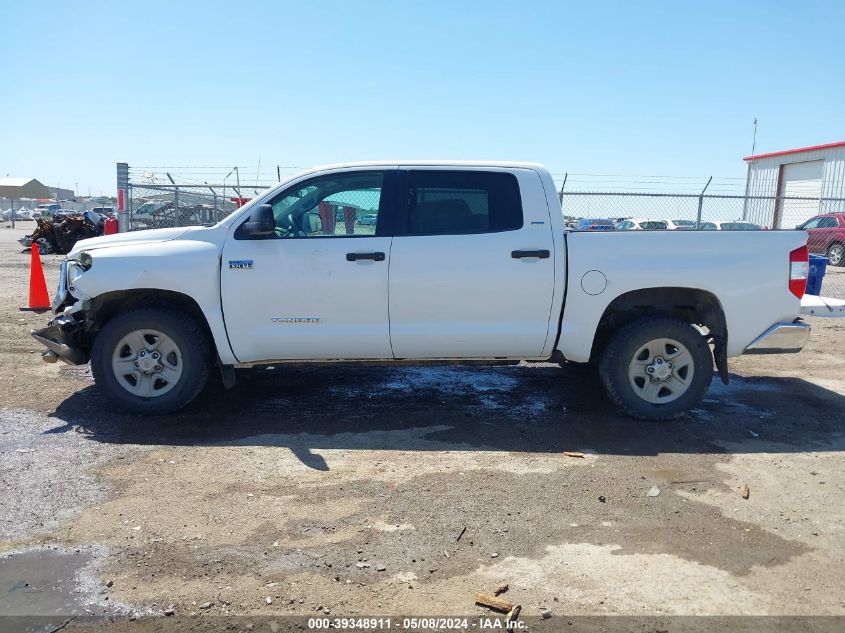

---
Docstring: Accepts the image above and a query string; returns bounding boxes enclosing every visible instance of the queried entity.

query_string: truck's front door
[221,169,396,362]
[388,168,557,358]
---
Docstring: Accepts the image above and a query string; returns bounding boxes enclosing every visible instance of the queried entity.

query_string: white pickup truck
[33,161,816,419]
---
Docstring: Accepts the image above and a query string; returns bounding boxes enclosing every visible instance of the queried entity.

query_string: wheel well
[87,289,214,351]
[590,287,728,383]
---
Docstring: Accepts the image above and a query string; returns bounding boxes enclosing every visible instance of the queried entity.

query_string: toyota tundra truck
[32,161,819,419]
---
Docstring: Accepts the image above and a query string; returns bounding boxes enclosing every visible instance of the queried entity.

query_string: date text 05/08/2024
[307,617,526,630]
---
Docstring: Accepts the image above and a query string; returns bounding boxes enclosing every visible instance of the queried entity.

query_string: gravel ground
[0,223,844,632]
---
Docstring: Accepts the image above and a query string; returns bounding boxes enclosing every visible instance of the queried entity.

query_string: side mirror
[305,211,323,234]
[243,204,275,237]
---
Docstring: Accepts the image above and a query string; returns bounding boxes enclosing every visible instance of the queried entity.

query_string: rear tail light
[789,245,809,298]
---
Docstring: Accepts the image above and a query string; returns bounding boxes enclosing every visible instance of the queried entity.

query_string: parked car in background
[797,213,845,266]
[34,203,61,219]
[573,218,615,231]
[699,221,764,231]
[614,219,696,231]
[616,219,668,230]
[666,219,695,230]
[358,213,378,226]
[2,208,35,221]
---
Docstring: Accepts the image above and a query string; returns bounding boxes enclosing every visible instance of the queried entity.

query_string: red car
[798,213,845,266]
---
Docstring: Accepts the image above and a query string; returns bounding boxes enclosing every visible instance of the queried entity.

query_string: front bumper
[31,315,90,365]
[743,320,811,355]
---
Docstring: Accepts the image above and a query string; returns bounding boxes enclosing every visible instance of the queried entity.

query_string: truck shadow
[48,363,845,468]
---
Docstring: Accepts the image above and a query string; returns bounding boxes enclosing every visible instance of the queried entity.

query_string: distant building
[0,177,52,200]
[47,185,76,201]
[744,141,845,228]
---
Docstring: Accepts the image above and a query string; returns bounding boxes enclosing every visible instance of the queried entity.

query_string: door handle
[346,252,386,262]
[511,249,550,259]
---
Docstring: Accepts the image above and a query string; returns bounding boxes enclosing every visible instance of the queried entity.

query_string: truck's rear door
[388,168,556,358]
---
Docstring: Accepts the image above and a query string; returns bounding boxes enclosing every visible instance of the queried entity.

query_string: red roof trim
[744,140,845,162]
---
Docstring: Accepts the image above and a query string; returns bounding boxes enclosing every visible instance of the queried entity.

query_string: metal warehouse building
[744,140,845,229]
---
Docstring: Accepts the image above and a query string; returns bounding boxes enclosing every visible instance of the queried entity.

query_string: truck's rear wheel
[598,316,713,420]
[91,307,211,414]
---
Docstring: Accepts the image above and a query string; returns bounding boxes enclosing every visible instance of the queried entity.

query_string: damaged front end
[31,259,92,365]
[32,315,90,365]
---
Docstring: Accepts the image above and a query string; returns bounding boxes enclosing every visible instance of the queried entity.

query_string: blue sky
[2,0,844,195]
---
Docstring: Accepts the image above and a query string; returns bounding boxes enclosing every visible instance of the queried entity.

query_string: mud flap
[219,362,236,389]
[712,335,729,385]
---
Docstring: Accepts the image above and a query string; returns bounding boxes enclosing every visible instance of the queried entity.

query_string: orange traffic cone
[20,243,51,312]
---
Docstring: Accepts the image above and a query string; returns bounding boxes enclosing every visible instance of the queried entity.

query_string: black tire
[827,243,845,267]
[91,307,212,415]
[598,316,713,421]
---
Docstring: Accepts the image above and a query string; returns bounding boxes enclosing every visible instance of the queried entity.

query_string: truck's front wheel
[91,307,212,414]
[598,316,713,420]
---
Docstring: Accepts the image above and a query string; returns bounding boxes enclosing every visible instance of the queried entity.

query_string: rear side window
[640,221,667,230]
[818,217,838,228]
[403,171,523,236]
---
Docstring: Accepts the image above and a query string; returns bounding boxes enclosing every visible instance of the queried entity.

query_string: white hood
[68,227,192,256]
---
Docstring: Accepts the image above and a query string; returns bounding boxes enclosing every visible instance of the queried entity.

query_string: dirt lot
[1,223,844,632]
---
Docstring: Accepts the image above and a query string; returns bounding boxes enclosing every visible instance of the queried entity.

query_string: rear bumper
[743,320,811,355]
[800,294,845,317]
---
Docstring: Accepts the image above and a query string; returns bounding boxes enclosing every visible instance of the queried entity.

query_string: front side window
[800,218,821,230]
[641,221,668,230]
[252,171,384,238]
[700,222,717,230]
[403,171,523,236]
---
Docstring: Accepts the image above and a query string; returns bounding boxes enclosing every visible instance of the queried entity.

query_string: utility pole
[558,172,568,204]
[742,118,757,221]
[696,176,713,229]
[751,117,758,157]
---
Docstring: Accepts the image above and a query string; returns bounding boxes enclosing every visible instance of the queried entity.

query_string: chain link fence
[561,191,845,299]
[123,165,845,299]
[126,184,239,230]
[125,164,299,231]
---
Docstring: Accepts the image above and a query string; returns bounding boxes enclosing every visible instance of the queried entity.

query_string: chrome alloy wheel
[111,329,183,398]
[627,337,694,404]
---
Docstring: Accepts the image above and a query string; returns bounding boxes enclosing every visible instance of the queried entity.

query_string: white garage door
[779,160,823,228]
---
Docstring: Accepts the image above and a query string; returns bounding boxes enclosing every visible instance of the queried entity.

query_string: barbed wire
[128,165,749,195]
